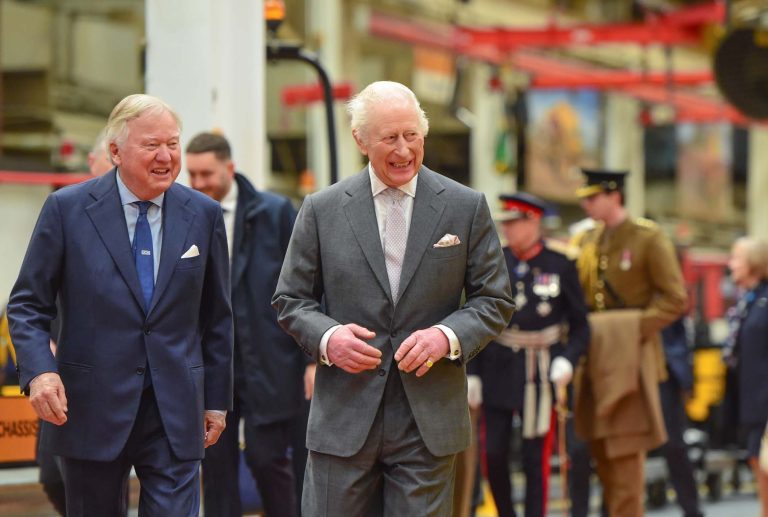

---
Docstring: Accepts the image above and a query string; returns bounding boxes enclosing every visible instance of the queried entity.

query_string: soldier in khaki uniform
[571,169,687,517]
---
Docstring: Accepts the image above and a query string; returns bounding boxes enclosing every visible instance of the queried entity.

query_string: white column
[145,0,214,185]
[307,0,355,186]
[145,0,265,188]
[748,127,768,239]
[604,94,645,217]
[210,0,266,189]
[468,63,515,207]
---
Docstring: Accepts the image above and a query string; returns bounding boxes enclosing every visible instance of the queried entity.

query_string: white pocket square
[433,233,461,248]
[180,245,199,259]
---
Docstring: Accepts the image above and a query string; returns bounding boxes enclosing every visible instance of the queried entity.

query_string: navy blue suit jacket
[8,169,233,462]
[230,173,304,426]
[736,281,768,427]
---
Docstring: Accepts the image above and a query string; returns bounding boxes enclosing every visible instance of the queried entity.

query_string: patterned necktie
[383,188,408,302]
[133,201,154,311]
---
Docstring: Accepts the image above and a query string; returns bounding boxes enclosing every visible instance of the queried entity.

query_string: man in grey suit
[273,81,514,516]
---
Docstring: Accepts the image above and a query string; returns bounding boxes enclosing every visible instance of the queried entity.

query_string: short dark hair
[186,132,232,161]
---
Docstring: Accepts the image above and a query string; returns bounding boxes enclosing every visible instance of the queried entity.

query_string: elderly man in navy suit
[8,94,233,517]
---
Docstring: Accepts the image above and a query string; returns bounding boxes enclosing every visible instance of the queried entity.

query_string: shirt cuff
[433,324,461,361]
[319,325,342,366]
[207,409,227,416]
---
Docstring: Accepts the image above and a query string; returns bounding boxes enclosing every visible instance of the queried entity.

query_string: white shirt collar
[368,164,418,199]
[220,177,238,213]
[115,169,165,208]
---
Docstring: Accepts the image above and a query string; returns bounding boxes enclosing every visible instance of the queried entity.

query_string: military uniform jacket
[469,242,590,411]
[573,217,687,337]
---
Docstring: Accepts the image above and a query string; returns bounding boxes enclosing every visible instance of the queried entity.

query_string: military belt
[496,323,562,351]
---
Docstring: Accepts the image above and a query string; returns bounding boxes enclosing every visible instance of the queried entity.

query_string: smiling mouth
[151,169,171,176]
[390,160,411,168]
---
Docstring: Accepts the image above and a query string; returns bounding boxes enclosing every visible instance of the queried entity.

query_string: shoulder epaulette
[545,238,579,260]
[635,217,659,230]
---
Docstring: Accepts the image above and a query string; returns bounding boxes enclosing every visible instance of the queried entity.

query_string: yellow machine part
[686,348,727,422]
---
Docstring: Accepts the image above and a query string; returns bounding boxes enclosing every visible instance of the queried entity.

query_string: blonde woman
[726,236,768,516]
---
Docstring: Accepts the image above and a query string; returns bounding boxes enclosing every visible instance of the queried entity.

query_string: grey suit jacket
[273,166,513,457]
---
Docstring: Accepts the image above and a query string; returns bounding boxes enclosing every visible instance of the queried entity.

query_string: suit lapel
[342,170,393,300]
[150,184,196,313]
[85,170,146,311]
[398,168,445,300]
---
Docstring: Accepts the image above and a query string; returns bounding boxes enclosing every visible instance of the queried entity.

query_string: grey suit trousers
[302,368,457,516]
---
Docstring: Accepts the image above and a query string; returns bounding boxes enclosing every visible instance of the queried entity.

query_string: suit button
[390,331,396,338]
[378,369,386,376]
[144,328,151,335]
[136,367,145,375]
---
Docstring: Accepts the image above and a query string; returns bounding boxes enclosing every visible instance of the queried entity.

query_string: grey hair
[733,236,768,280]
[346,81,429,143]
[105,94,182,149]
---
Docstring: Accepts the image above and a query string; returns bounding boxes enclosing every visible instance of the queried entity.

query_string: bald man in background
[88,129,113,176]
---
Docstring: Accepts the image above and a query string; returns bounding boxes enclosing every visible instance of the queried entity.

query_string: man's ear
[109,142,121,166]
[352,129,368,155]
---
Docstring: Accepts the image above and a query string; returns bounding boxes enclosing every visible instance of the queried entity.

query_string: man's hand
[304,363,317,400]
[203,411,226,448]
[327,323,381,374]
[395,327,449,378]
[549,356,573,389]
[29,372,68,426]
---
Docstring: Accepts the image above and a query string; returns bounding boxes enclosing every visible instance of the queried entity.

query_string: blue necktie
[133,201,154,311]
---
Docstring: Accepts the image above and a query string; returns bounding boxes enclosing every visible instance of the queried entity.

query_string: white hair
[733,236,768,280]
[105,94,181,149]
[346,81,429,143]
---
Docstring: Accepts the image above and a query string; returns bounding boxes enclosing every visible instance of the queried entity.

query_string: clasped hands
[327,323,448,377]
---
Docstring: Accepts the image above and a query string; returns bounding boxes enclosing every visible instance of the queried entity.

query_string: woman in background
[725,236,768,516]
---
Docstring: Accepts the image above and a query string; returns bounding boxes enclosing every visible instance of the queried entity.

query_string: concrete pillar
[748,127,768,240]
[210,0,267,189]
[604,94,645,217]
[145,0,265,188]
[306,0,339,186]
[468,63,515,207]
[306,0,360,185]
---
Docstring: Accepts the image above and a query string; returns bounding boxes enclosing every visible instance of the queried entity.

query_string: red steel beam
[368,11,503,63]
[369,2,724,55]
[511,52,747,124]
[282,81,355,106]
[0,171,92,186]
[530,70,713,89]
[459,1,724,49]
[461,22,702,50]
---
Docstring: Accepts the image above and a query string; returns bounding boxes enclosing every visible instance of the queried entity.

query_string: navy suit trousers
[62,388,200,517]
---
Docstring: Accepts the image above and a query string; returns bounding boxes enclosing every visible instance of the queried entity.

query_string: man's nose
[155,146,172,162]
[394,136,409,154]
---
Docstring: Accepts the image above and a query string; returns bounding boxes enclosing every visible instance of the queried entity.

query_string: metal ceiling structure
[365,1,751,124]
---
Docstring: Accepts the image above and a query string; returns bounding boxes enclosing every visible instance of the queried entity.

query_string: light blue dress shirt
[115,171,164,280]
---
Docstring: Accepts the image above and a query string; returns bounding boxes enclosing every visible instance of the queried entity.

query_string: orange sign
[0,396,38,464]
